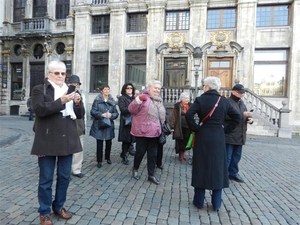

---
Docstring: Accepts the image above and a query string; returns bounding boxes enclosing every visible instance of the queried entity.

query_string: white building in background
[0,0,300,133]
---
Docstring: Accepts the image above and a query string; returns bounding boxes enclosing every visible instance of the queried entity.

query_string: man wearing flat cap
[66,75,86,178]
[224,84,254,183]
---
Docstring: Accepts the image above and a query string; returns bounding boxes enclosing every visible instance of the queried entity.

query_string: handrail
[243,88,280,127]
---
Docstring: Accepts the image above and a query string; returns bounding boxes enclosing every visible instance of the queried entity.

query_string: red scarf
[180,102,189,113]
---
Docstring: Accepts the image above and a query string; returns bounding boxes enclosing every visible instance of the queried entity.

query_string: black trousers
[134,137,158,176]
[156,143,163,167]
[96,139,112,163]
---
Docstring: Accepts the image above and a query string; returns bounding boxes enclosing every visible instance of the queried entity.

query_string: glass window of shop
[90,52,109,93]
[11,63,23,100]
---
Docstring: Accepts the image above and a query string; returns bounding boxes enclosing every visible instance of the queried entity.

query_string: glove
[139,94,148,101]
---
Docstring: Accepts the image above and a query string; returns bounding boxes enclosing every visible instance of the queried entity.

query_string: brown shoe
[53,208,72,219]
[40,215,53,225]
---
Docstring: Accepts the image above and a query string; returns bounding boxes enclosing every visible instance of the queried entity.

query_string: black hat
[66,75,81,85]
[232,84,245,93]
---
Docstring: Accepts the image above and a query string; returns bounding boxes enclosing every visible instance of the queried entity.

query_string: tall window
[56,0,69,19]
[207,8,236,29]
[33,0,47,18]
[127,13,147,32]
[256,5,289,27]
[165,11,190,31]
[90,52,109,92]
[254,50,288,96]
[164,59,187,87]
[13,0,26,22]
[92,16,110,34]
[11,63,23,100]
[126,51,146,91]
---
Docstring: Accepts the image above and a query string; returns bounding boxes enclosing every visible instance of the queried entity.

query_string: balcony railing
[20,18,50,32]
[92,0,109,4]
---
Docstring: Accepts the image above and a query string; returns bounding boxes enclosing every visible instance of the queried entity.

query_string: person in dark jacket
[185,76,240,212]
[31,60,84,225]
[118,83,136,165]
[90,84,119,168]
[169,92,192,161]
[225,84,254,183]
[66,75,86,178]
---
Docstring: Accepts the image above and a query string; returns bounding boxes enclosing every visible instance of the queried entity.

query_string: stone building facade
[0,0,300,132]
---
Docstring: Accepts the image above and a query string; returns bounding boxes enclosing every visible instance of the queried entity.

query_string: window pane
[33,0,47,17]
[207,9,235,29]
[166,12,177,30]
[273,6,289,26]
[254,50,286,61]
[13,0,26,22]
[56,0,70,19]
[91,52,109,92]
[128,65,146,90]
[254,50,287,96]
[256,5,288,27]
[207,10,220,28]
[92,16,110,34]
[178,12,189,30]
[254,64,286,96]
[128,14,147,32]
[222,9,236,28]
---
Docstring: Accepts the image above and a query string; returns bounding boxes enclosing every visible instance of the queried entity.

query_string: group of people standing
[31,60,253,225]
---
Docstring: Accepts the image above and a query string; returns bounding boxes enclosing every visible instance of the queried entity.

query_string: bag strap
[199,96,221,126]
[152,99,163,128]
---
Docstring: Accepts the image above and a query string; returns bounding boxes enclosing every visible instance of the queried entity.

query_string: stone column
[278,100,292,138]
[236,0,257,87]
[145,0,167,83]
[288,0,300,128]
[107,1,128,96]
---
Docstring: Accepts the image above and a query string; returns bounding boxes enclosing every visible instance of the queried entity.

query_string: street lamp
[193,47,202,99]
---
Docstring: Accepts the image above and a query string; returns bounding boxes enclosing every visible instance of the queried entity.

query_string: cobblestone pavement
[0,116,299,225]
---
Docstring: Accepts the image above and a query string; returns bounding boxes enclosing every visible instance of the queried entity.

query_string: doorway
[207,58,233,88]
[30,63,45,96]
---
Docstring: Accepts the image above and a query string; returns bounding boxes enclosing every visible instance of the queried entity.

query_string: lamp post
[193,47,202,99]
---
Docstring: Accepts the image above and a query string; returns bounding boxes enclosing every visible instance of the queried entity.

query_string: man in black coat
[225,84,254,183]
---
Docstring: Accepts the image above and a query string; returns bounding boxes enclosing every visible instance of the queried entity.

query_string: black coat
[185,90,240,190]
[118,94,135,143]
[31,79,84,156]
[225,95,250,145]
[90,93,119,140]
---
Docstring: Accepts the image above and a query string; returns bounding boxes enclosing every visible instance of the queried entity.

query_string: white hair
[178,92,190,102]
[47,60,66,73]
[147,80,162,88]
[203,76,221,91]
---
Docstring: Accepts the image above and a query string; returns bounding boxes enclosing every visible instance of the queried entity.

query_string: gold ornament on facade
[167,33,186,50]
[210,31,231,46]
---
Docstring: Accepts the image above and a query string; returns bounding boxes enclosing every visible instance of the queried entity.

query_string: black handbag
[159,132,167,145]
[162,122,171,136]
[122,114,132,126]
[98,118,111,129]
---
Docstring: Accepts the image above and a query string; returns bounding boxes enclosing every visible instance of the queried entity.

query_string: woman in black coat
[117,83,136,165]
[185,76,240,211]
[90,84,119,168]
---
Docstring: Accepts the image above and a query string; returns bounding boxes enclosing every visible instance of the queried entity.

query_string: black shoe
[148,176,160,185]
[107,159,112,164]
[157,165,164,170]
[72,173,84,178]
[97,163,102,168]
[132,168,140,180]
[229,174,244,183]
[122,158,129,165]
[193,201,203,209]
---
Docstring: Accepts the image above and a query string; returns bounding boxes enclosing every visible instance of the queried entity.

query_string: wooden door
[30,63,45,96]
[207,58,233,88]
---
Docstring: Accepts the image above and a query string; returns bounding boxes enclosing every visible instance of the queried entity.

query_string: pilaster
[145,0,167,83]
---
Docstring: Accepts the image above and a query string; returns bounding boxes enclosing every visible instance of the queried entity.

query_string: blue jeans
[38,155,72,216]
[226,144,243,177]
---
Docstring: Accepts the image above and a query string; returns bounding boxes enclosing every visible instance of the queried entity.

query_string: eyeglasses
[50,71,66,76]
[126,87,133,89]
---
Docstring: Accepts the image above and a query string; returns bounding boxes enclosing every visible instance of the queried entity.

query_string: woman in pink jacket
[128,80,166,185]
